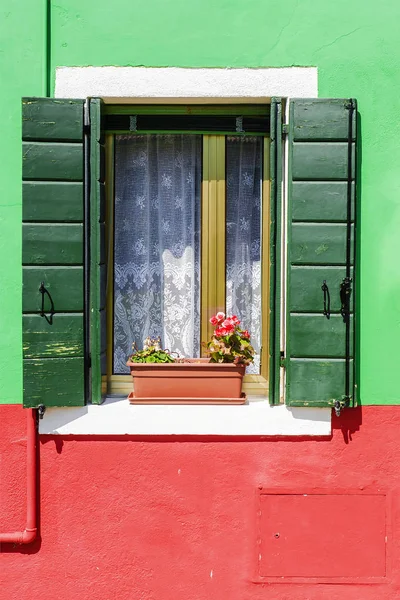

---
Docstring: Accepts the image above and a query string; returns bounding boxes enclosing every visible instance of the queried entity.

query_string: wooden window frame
[105,113,271,397]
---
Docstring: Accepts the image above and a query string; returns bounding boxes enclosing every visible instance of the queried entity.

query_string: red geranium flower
[222,319,235,332]
[215,327,228,337]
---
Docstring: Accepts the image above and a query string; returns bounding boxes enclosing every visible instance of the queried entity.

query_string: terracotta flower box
[126,359,246,405]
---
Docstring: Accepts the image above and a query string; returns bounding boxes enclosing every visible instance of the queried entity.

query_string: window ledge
[39,396,331,436]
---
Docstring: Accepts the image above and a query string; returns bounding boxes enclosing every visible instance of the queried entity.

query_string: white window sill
[39,396,331,436]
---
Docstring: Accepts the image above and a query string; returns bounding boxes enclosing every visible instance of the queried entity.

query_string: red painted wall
[2,404,400,599]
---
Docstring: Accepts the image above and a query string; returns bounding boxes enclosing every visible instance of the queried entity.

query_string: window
[105,106,270,395]
[22,96,357,415]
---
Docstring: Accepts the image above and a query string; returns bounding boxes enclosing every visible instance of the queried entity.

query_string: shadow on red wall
[332,406,362,444]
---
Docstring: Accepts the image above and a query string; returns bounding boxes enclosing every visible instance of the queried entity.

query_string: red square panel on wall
[259,493,386,579]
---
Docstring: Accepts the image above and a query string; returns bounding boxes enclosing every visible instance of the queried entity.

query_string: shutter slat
[23,267,84,312]
[292,143,355,180]
[23,182,83,222]
[290,266,353,313]
[286,98,357,409]
[292,98,355,141]
[292,181,355,222]
[23,358,85,408]
[287,359,354,407]
[23,142,83,181]
[22,223,83,264]
[291,223,354,265]
[289,314,354,358]
[23,314,84,358]
[22,98,83,141]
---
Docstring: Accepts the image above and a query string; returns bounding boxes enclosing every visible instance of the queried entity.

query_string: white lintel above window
[55,66,318,103]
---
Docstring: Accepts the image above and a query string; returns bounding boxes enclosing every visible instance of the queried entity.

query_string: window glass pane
[113,134,201,373]
[226,136,263,374]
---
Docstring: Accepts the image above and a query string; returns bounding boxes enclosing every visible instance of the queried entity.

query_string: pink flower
[215,327,228,337]
[231,315,240,326]
[209,316,219,325]
[222,319,235,332]
[216,311,225,323]
[241,330,250,339]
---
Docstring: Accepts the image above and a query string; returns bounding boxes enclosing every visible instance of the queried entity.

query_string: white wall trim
[55,66,318,102]
[39,396,331,436]
[48,65,327,436]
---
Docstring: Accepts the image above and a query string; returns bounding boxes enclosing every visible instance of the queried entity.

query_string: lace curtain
[113,135,201,374]
[226,137,263,374]
[113,133,263,376]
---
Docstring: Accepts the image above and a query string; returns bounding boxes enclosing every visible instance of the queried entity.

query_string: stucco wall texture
[2,405,400,598]
[1,0,400,405]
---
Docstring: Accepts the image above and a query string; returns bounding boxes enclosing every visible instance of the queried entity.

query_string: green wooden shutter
[22,97,105,408]
[285,98,357,412]
[269,98,283,405]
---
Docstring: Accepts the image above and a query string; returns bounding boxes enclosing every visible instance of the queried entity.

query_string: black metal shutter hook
[321,280,330,319]
[39,282,55,325]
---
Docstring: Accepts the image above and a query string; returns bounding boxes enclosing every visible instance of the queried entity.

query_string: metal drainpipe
[0,409,38,545]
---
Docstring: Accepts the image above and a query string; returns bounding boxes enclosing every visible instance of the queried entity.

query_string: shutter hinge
[282,123,289,135]
[37,404,46,420]
[333,396,351,417]
[83,99,90,132]
[340,276,352,323]
[280,351,286,368]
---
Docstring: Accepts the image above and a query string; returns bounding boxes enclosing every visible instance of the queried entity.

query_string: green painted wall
[0,1,46,403]
[2,0,400,404]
